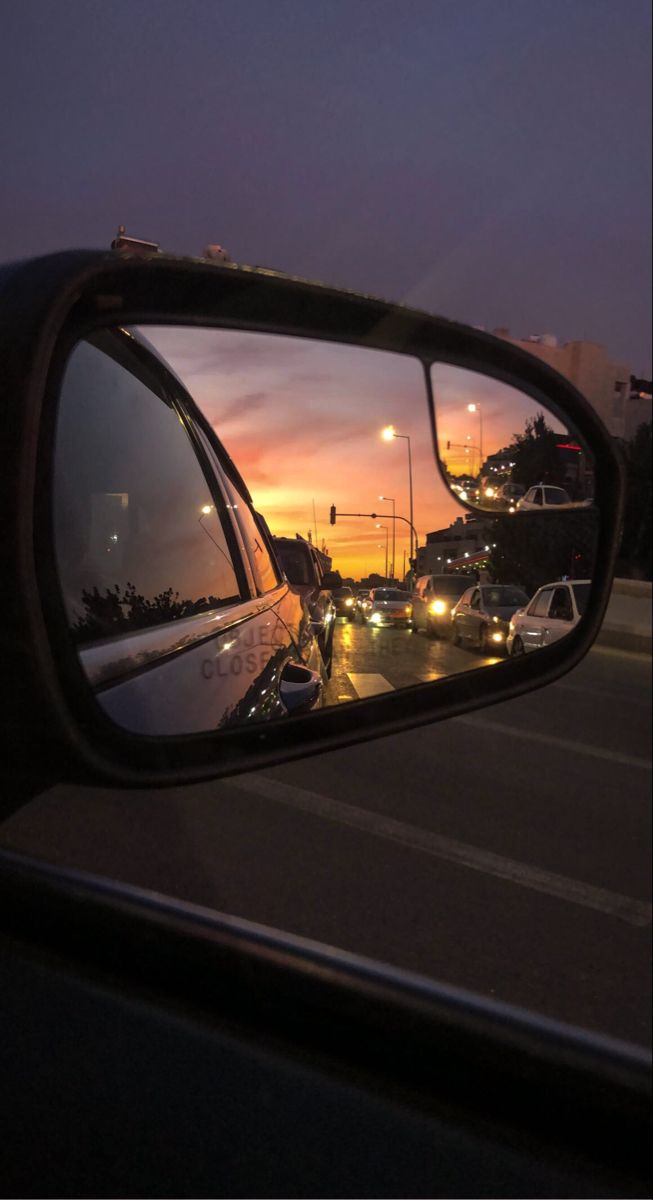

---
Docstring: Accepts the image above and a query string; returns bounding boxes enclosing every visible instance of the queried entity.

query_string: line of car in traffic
[328,574,591,658]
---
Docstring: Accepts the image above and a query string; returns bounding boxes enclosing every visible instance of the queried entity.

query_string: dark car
[272,536,336,675]
[331,586,356,620]
[411,573,478,638]
[51,328,326,732]
[451,584,530,653]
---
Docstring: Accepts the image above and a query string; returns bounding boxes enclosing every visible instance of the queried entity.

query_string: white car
[516,485,591,511]
[362,587,413,628]
[507,580,592,655]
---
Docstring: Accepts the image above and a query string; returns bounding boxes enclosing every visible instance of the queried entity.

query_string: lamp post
[467,403,483,476]
[376,524,389,581]
[379,495,396,580]
[381,426,414,571]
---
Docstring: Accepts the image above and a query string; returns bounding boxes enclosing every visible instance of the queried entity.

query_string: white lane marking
[454,715,652,771]
[230,775,652,928]
[348,673,395,698]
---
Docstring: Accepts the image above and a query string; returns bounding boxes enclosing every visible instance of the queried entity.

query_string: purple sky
[1,0,650,372]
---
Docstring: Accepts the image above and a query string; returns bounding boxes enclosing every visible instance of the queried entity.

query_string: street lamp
[376,524,389,581]
[380,426,414,570]
[379,495,396,580]
[467,403,483,474]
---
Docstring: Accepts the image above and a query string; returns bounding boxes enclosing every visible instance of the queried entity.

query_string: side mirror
[0,251,624,787]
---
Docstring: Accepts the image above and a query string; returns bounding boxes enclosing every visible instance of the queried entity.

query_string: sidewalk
[598,579,652,655]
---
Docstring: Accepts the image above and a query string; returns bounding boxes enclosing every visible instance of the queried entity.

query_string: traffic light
[329,504,336,525]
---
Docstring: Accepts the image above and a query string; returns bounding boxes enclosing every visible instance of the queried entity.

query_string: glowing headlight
[492,632,504,643]
[485,487,496,498]
[430,599,447,616]
[371,611,382,624]
[492,615,500,623]
[405,606,412,615]
[345,598,354,607]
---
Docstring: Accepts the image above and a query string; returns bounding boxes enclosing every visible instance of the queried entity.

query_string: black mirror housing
[0,251,625,790]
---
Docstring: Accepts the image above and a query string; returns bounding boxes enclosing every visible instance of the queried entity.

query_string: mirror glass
[51,326,598,736]
[431,362,595,513]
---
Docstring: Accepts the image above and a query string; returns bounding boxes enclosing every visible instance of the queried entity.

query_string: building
[493,330,650,440]
[415,515,494,577]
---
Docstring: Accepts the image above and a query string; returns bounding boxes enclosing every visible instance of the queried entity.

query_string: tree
[488,509,598,596]
[71,582,224,643]
[509,412,562,490]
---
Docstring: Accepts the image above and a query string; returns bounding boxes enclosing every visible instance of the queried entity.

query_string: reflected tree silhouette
[488,509,598,595]
[70,581,224,643]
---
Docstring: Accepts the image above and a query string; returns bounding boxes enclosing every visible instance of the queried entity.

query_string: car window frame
[528,587,554,618]
[224,474,282,598]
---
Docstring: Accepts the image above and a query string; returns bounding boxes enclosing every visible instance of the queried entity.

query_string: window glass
[471,591,481,609]
[195,425,280,596]
[550,586,573,621]
[482,587,529,607]
[544,488,568,505]
[53,339,241,644]
[275,541,314,585]
[230,484,280,594]
[530,588,553,617]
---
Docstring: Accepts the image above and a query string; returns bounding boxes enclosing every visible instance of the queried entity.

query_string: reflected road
[326,615,502,703]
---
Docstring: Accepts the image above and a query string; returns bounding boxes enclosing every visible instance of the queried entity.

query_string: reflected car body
[332,586,356,620]
[363,588,413,628]
[55,329,326,734]
[356,589,371,616]
[507,579,592,655]
[516,485,592,511]
[497,481,525,504]
[451,584,530,652]
[272,536,336,676]
[411,573,477,638]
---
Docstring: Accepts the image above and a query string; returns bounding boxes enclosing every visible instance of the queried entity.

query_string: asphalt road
[325,612,503,702]
[1,627,651,1047]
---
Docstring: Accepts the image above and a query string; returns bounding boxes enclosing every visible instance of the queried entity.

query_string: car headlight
[405,606,412,615]
[371,611,382,624]
[345,598,354,607]
[492,631,504,643]
[431,599,447,615]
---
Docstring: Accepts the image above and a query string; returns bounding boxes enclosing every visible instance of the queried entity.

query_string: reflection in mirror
[431,363,595,514]
[51,327,598,738]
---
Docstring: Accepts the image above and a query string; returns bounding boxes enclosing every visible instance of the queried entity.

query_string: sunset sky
[145,326,566,579]
[3,1,650,376]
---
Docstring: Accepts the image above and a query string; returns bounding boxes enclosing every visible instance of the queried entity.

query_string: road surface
[1,627,650,1047]
[325,614,503,701]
